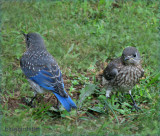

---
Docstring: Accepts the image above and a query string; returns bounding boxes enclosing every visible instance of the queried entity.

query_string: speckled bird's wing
[103,57,122,80]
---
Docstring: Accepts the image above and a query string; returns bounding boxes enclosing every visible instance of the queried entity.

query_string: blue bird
[20,32,77,112]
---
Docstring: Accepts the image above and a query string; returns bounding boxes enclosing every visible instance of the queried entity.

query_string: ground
[1,0,159,136]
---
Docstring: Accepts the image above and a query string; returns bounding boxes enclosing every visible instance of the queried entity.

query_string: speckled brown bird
[103,47,144,111]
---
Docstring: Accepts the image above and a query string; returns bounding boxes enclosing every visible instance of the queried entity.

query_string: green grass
[1,0,159,135]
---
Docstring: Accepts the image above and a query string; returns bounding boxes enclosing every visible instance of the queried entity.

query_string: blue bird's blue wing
[29,66,77,111]
[29,67,66,96]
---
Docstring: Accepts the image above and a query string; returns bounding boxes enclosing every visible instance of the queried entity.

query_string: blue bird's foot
[27,100,35,108]
[22,95,37,108]
[26,99,35,108]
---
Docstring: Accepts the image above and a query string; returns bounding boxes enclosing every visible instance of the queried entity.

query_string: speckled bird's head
[121,47,141,66]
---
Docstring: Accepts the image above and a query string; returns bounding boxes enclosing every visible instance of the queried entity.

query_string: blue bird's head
[121,47,141,66]
[23,32,45,49]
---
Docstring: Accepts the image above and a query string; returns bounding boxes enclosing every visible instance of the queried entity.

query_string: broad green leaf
[78,84,96,108]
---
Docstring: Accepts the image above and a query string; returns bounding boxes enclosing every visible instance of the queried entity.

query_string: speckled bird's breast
[112,66,142,91]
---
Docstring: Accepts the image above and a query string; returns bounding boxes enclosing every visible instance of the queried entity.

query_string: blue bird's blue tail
[54,92,77,112]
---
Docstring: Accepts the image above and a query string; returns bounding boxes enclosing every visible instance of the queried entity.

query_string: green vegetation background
[1,0,159,136]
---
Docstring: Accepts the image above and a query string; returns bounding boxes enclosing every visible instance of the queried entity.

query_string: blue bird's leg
[22,92,37,107]
[28,92,37,107]
[56,98,61,110]
[51,96,61,110]
[128,90,141,111]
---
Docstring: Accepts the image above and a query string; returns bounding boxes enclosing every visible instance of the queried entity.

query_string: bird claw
[22,97,35,108]
[27,101,35,108]
[103,100,110,113]
[103,106,109,114]
[103,104,107,111]
[132,104,141,111]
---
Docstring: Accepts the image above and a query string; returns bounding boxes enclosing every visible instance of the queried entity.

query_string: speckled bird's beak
[124,56,130,61]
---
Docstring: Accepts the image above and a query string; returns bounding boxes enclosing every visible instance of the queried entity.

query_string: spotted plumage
[20,33,77,112]
[103,47,144,110]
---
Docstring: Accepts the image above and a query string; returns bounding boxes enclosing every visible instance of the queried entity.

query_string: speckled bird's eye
[133,54,136,57]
